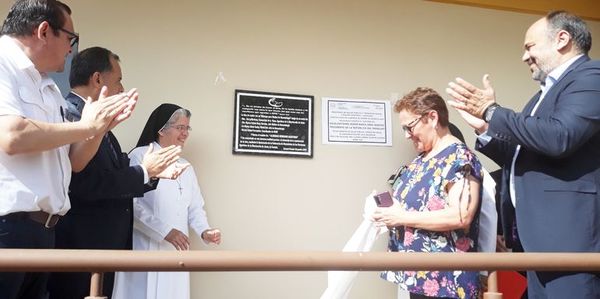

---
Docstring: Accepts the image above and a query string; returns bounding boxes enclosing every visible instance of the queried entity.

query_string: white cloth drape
[321,170,497,299]
[321,191,388,299]
[478,169,498,254]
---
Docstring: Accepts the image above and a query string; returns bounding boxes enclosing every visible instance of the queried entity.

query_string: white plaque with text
[321,97,392,146]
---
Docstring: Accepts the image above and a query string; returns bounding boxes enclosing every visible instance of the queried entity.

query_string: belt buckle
[44,213,57,228]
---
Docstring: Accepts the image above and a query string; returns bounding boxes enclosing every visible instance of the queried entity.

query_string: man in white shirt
[447,10,600,299]
[0,1,137,298]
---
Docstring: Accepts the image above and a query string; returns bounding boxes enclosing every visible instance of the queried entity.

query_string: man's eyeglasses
[401,115,424,134]
[169,125,192,132]
[57,27,79,47]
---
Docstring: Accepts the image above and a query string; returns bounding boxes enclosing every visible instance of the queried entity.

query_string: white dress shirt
[0,35,71,216]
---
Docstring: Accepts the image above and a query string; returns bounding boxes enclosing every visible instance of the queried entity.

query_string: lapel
[64,92,85,122]
[103,131,122,168]
[554,55,589,82]
[522,91,541,115]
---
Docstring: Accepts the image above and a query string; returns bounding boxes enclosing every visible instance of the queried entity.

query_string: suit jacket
[477,56,600,253]
[56,91,157,250]
[49,92,157,299]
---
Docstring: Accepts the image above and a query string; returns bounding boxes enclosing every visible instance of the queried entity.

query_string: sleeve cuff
[140,164,150,184]
[477,130,492,146]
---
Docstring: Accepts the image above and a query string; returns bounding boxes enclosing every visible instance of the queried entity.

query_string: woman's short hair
[394,87,449,127]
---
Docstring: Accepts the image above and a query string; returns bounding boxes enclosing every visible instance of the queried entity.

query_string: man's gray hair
[546,10,592,55]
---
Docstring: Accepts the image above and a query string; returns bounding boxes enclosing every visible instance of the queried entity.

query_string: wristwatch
[483,103,500,123]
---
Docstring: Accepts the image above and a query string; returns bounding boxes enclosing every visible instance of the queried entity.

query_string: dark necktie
[104,134,119,162]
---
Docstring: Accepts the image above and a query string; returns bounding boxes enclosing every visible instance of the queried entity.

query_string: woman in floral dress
[373,87,483,299]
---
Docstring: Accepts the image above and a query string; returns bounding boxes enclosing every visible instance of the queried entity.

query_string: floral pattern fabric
[381,142,483,299]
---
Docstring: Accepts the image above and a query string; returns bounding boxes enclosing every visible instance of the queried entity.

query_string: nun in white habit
[113,103,222,299]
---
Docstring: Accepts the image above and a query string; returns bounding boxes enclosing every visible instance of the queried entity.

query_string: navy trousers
[527,270,600,299]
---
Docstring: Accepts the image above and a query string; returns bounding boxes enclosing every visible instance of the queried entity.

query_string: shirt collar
[41,76,59,92]
[70,91,87,101]
[542,54,584,89]
[0,35,43,84]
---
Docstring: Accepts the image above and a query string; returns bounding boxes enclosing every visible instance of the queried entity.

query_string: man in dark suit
[447,11,600,298]
[48,47,186,299]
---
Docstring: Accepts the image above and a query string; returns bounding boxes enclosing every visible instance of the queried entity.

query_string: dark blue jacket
[478,56,600,253]
[49,92,157,299]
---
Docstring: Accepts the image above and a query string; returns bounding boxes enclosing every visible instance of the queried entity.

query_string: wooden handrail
[1,249,599,272]
[9,249,599,298]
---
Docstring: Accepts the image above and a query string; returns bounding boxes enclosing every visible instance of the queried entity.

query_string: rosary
[175,179,183,195]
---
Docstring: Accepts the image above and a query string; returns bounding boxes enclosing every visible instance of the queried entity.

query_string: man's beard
[530,55,556,83]
[532,66,548,83]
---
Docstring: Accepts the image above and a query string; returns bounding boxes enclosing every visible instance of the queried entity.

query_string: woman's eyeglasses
[401,116,424,134]
[169,125,192,132]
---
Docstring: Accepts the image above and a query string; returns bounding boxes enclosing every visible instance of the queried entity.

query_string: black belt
[3,211,61,228]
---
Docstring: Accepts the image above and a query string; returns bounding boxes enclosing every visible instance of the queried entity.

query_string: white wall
[1,1,599,298]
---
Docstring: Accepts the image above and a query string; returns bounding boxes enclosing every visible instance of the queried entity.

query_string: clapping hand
[80,86,138,134]
[446,74,496,119]
[157,161,191,180]
[106,88,139,131]
[453,106,489,133]
[141,143,183,179]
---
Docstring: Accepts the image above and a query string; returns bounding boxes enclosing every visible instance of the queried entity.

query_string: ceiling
[426,0,600,21]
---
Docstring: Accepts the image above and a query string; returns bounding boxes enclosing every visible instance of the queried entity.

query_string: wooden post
[483,271,503,299]
[84,272,107,299]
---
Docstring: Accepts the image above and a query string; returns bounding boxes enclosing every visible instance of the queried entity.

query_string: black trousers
[48,207,132,299]
[0,214,55,299]
[48,272,116,299]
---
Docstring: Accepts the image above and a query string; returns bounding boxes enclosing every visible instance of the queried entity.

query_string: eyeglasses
[401,115,424,134]
[57,27,79,47]
[169,125,192,132]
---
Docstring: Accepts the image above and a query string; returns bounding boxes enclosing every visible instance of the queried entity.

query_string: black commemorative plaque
[233,90,313,157]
